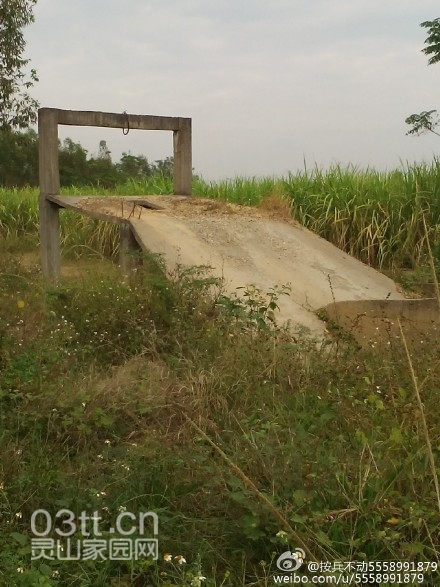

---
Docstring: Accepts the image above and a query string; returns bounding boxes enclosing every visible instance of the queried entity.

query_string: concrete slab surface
[122,196,405,338]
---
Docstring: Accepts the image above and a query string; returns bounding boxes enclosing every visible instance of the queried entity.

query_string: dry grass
[258,192,293,221]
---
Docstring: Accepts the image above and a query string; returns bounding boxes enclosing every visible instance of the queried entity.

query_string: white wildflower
[191,573,207,586]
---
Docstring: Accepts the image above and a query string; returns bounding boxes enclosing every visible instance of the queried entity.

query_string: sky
[25,0,440,180]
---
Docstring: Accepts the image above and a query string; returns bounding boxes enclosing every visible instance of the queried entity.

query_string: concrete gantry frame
[38,108,192,282]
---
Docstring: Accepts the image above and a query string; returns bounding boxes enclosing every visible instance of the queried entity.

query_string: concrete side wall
[324,298,440,346]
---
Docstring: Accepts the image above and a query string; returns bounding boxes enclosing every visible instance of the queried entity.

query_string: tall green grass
[0,187,120,257]
[282,162,440,269]
[64,174,174,197]
[1,161,440,269]
[193,176,281,205]
[0,187,38,239]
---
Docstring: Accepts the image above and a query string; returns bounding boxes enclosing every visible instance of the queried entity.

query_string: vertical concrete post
[173,118,192,195]
[39,108,60,283]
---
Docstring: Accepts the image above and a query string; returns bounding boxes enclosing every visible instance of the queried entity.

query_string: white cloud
[25,0,440,179]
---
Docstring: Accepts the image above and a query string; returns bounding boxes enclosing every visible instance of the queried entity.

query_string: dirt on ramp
[108,196,405,339]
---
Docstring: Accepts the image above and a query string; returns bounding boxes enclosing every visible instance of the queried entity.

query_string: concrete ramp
[121,196,405,338]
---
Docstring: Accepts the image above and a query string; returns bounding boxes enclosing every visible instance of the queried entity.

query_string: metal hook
[122,110,130,135]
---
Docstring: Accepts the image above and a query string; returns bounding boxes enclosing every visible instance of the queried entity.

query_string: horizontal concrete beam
[39,108,188,131]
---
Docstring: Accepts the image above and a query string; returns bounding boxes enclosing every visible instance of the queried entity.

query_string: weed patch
[0,254,439,585]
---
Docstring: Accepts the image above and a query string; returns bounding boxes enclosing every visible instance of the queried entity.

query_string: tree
[87,140,120,187]
[0,127,38,185]
[152,156,174,178]
[421,18,440,65]
[59,138,90,186]
[405,110,440,137]
[0,129,184,187]
[405,19,440,137]
[0,0,39,130]
[117,152,153,180]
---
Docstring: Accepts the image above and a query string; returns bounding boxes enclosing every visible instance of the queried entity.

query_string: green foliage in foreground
[1,161,440,271]
[0,255,439,586]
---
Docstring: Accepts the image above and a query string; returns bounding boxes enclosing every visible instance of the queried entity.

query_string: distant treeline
[0,129,174,188]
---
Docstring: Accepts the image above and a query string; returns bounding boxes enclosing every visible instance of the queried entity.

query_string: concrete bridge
[38,108,438,345]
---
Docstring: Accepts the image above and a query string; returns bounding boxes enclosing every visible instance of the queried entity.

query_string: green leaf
[38,563,52,576]
[355,429,368,445]
[398,387,407,401]
[292,490,308,505]
[229,491,247,504]
[54,498,71,508]
[10,531,28,545]
[389,427,404,443]
[290,513,305,524]
[315,530,332,546]
[319,411,334,423]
